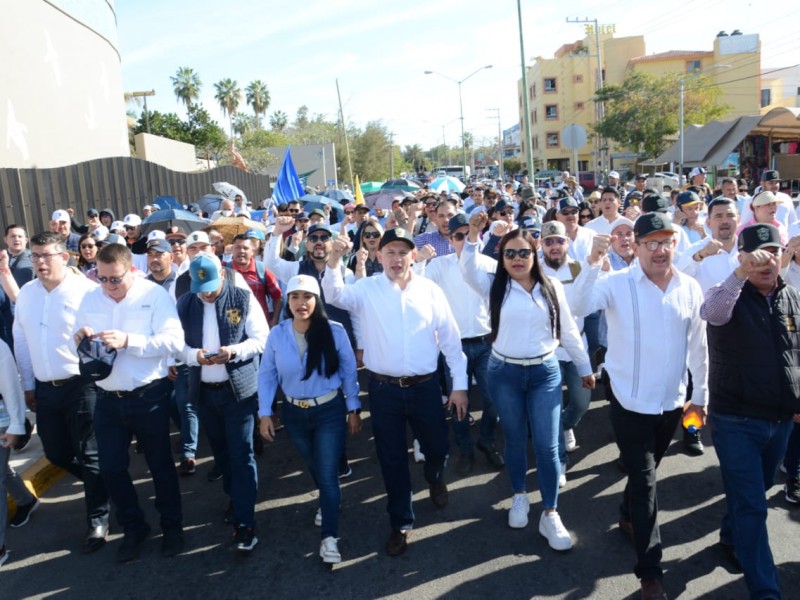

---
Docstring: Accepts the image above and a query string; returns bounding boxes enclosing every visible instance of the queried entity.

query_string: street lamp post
[425,65,493,176]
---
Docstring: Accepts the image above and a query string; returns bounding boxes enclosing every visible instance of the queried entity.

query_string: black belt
[105,379,160,398]
[38,375,81,388]
[371,372,436,388]
[461,334,491,345]
[201,380,230,390]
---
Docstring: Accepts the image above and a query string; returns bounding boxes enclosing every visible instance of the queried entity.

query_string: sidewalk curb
[6,458,66,516]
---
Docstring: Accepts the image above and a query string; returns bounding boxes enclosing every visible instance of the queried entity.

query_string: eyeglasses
[641,239,674,251]
[544,237,567,247]
[344,211,354,215]
[80,243,96,249]
[524,230,541,239]
[288,209,301,214]
[560,209,578,216]
[307,234,331,243]
[503,248,533,260]
[168,239,187,245]
[97,273,127,285]
[451,232,467,242]
[363,231,381,239]
[31,252,62,262]
[124,226,137,231]
[496,210,512,217]
[579,213,593,220]
[738,188,747,192]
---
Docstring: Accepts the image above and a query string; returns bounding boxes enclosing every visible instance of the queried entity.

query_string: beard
[543,253,567,270]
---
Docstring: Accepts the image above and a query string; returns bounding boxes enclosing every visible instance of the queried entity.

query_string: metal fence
[0,158,274,235]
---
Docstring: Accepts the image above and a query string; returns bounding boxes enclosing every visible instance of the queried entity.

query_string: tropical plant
[269,110,288,131]
[170,67,202,110]
[213,78,242,137]
[245,80,270,129]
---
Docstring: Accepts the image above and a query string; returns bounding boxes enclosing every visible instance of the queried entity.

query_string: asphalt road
[3,382,799,600]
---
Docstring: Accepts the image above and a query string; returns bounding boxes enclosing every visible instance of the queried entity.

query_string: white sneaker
[319,536,341,564]
[539,511,572,551]
[413,439,426,463]
[508,493,530,528]
[314,508,322,527]
[565,429,577,453]
[559,463,567,488]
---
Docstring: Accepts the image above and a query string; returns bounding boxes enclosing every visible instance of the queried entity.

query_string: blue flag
[273,147,305,204]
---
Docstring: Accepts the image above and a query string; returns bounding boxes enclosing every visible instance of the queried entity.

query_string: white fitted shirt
[460,241,591,376]
[680,238,739,294]
[75,277,184,391]
[322,267,468,390]
[541,259,589,364]
[423,253,491,339]
[570,263,708,414]
[13,270,97,390]
[567,225,596,263]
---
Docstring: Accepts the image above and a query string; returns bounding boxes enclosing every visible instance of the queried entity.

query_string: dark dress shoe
[618,516,634,543]
[83,524,109,554]
[455,453,475,476]
[429,482,449,508]
[640,578,668,600]
[476,442,505,469]
[683,428,704,456]
[385,530,408,556]
[718,541,742,573]
[117,524,151,563]
[161,528,184,557]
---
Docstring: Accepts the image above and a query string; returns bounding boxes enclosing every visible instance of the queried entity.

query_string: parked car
[647,172,681,192]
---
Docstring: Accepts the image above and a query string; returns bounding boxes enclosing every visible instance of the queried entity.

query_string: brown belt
[38,375,81,388]
[370,372,436,388]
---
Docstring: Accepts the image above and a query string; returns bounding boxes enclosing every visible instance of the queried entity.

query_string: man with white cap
[145,238,176,298]
[176,253,268,554]
[52,209,81,253]
[122,214,142,249]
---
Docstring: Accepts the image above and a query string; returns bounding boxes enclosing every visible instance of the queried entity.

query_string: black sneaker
[476,442,505,469]
[785,477,800,505]
[455,452,475,476]
[233,526,258,553]
[9,498,40,528]
[161,528,184,557]
[207,464,223,482]
[683,428,704,456]
[338,458,352,479]
[117,524,151,563]
[12,418,33,451]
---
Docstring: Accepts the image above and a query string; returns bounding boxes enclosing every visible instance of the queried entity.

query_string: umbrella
[382,178,420,191]
[197,194,226,216]
[322,189,354,202]
[360,181,384,194]
[428,175,466,194]
[302,195,344,221]
[206,216,267,245]
[140,209,208,237]
[365,190,411,210]
[212,181,247,202]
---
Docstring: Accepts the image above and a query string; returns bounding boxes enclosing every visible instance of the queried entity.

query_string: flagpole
[336,79,354,189]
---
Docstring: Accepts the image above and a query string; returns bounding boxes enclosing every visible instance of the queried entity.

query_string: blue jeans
[712,411,792,600]
[369,375,448,531]
[444,340,498,454]
[197,386,258,529]
[487,354,562,509]
[558,361,592,465]
[583,310,602,357]
[282,393,346,539]
[172,365,198,460]
[782,422,800,479]
[94,379,182,535]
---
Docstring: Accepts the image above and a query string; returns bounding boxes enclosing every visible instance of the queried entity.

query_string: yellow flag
[354,174,365,205]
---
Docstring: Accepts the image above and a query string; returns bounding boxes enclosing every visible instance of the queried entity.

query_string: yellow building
[518,29,761,177]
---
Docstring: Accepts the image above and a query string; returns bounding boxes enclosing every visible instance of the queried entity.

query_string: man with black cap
[12,231,111,554]
[422,213,503,476]
[555,196,595,262]
[177,253,268,554]
[571,213,708,600]
[674,190,707,244]
[322,227,468,557]
[701,223,800,599]
[623,174,647,206]
[741,170,797,230]
[74,242,185,562]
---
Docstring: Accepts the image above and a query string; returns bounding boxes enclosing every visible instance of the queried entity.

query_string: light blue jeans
[487,354,562,509]
[558,360,592,465]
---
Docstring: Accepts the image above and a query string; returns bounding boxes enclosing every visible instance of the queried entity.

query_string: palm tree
[269,110,288,131]
[245,80,270,129]
[170,67,201,110]
[213,79,242,137]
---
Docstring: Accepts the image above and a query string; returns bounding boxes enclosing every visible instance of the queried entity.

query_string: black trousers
[606,377,682,581]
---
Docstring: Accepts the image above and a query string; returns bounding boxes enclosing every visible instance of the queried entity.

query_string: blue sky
[115,0,798,150]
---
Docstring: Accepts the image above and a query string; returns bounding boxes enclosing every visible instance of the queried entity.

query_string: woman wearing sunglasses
[77,233,99,274]
[577,203,594,226]
[348,219,384,278]
[460,220,593,553]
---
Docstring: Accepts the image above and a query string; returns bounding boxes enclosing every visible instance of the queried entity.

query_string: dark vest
[176,281,259,402]
[297,259,355,347]
[707,278,800,421]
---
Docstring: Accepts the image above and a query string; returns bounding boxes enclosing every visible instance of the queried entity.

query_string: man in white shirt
[74,243,185,563]
[555,197,595,263]
[424,214,504,475]
[323,227,468,557]
[571,212,708,600]
[585,187,625,236]
[742,170,796,230]
[682,198,740,294]
[12,232,111,553]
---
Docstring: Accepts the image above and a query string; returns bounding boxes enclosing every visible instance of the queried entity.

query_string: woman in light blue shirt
[258,275,360,566]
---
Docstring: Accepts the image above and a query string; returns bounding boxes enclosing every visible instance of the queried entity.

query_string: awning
[703,115,762,167]
[655,120,739,166]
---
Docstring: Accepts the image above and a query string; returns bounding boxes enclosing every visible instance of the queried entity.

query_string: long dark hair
[489,229,561,344]
[285,293,339,379]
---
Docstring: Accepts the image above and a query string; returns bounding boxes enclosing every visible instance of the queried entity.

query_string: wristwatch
[229,350,237,360]
[348,409,361,416]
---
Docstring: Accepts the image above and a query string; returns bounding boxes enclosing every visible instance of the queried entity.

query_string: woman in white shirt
[461,223,594,553]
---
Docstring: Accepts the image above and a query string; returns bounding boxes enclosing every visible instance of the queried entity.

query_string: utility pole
[388,132,395,179]
[517,0,534,178]
[487,108,503,181]
[566,17,606,183]
[129,90,155,134]
[335,79,354,188]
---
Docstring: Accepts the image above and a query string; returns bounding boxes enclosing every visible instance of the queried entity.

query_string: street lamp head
[484,65,493,69]
[424,71,433,75]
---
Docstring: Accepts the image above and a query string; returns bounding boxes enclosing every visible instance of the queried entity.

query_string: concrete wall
[134,133,198,172]
[263,143,337,190]
[1,0,129,168]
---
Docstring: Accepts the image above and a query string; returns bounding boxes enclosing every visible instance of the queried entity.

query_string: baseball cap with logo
[752,191,780,207]
[542,221,567,239]
[738,223,781,253]
[633,212,676,239]
[123,214,142,227]
[52,209,70,222]
[91,226,109,241]
[286,274,320,296]
[189,254,222,293]
[147,230,166,242]
[520,214,542,232]
[676,190,703,207]
[379,227,415,249]
[186,231,210,246]
[689,167,707,178]
[642,194,670,214]
[609,171,620,179]
[558,197,579,212]
[307,223,333,236]
[77,336,117,381]
[146,238,172,254]
[245,228,265,241]
[102,233,127,246]
[761,170,781,182]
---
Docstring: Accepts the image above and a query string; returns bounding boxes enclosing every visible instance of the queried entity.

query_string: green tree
[503,158,523,177]
[269,110,288,131]
[134,110,186,141]
[245,80,270,129]
[213,78,242,137]
[352,121,394,181]
[185,104,227,157]
[232,113,257,137]
[403,144,428,173]
[294,105,310,128]
[170,67,202,110]
[237,129,288,173]
[593,70,729,158]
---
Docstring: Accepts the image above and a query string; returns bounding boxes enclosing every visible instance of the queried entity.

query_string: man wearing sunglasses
[555,197,596,263]
[74,242,185,563]
[571,213,707,600]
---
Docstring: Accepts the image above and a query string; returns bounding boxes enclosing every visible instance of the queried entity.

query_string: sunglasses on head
[363,231,380,239]
[503,248,533,260]
[307,234,331,243]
